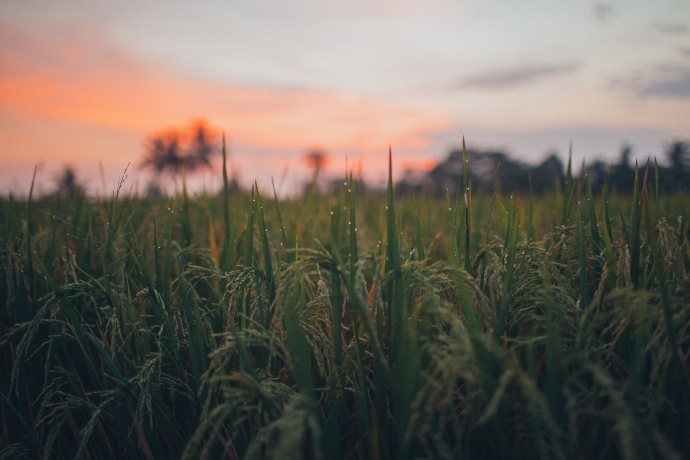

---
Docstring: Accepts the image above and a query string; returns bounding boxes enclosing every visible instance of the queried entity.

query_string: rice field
[2,148,690,459]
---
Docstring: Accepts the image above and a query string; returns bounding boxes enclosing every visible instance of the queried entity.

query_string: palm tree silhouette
[140,120,220,193]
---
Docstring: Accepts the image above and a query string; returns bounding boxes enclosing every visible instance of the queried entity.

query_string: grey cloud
[680,47,690,57]
[639,71,690,98]
[591,3,615,22]
[654,22,689,35]
[457,63,580,90]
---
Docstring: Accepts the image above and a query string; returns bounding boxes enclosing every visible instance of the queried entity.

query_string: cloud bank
[456,63,580,90]
[639,71,690,98]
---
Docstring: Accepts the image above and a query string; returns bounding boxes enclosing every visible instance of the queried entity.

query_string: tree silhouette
[663,140,690,193]
[609,144,635,193]
[140,120,220,190]
[667,140,689,171]
[54,166,84,197]
[142,132,186,175]
[187,123,216,171]
[397,139,689,197]
[303,149,329,195]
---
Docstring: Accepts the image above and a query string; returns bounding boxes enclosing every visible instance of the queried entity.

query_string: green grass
[1,156,690,459]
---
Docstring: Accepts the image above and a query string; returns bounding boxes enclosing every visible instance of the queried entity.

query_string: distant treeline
[398,141,690,196]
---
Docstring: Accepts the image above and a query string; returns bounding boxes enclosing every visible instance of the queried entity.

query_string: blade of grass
[560,144,573,226]
[462,138,473,273]
[176,256,208,391]
[601,182,617,290]
[412,195,425,261]
[495,196,519,341]
[255,184,275,305]
[272,177,290,264]
[219,133,234,271]
[577,202,590,307]
[37,257,102,390]
[630,160,649,289]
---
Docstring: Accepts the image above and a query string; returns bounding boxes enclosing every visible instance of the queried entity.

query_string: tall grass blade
[630,160,649,288]
[560,144,573,226]
[176,256,208,391]
[576,203,590,307]
[462,137,472,273]
[495,196,519,340]
[255,184,275,304]
[219,133,235,271]
[601,182,617,290]
[412,195,425,261]
[272,177,290,264]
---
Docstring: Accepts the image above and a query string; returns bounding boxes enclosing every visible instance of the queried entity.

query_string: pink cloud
[0,21,449,154]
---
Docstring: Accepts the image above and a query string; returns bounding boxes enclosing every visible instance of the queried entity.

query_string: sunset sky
[1,0,689,196]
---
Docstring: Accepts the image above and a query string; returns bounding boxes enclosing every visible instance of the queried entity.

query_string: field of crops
[2,149,690,459]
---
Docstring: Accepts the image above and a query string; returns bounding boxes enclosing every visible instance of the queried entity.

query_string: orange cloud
[0,23,449,158]
[0,21,451,195]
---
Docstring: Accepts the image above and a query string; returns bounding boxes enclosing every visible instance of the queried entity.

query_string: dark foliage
[399,139,690,195]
